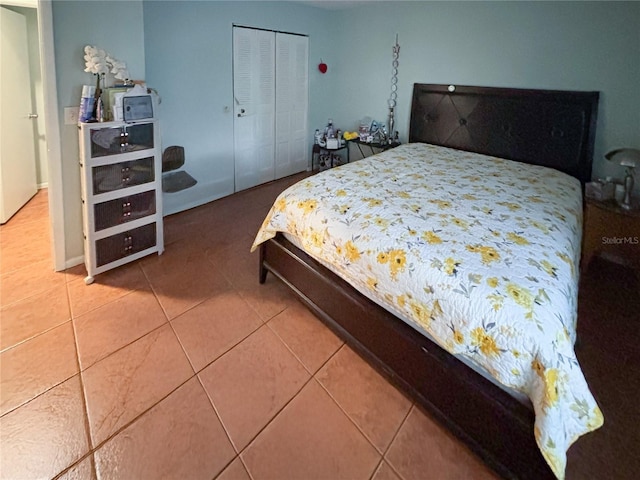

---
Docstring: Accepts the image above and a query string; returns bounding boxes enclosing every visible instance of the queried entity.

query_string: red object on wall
[318,61,328,74]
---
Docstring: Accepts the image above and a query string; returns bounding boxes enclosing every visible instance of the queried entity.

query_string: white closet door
[233,27,275,192]
[275,33,308,179]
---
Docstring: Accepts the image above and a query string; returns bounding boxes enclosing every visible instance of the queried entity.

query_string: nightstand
[582,197,640,270]
[312,143,349,171]
[348,139,401,160]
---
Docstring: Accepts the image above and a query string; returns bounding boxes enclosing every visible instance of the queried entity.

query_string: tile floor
[0,179,498,480]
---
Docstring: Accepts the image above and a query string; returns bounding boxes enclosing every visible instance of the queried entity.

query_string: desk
[312,143,349,171]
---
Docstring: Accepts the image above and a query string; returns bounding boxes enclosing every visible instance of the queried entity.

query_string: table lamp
[605,148,640,210]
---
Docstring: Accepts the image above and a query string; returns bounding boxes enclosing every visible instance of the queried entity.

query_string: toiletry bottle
[79,85,96,123]
[96,96,104,122]
[326,119,335,139]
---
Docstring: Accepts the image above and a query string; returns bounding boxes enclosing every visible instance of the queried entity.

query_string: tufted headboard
[409,84,599,184]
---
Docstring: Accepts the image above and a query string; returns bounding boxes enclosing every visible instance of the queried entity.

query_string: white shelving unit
[78,119,163,285]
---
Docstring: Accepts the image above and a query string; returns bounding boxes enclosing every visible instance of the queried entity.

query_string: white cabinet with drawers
[78,120,163,285]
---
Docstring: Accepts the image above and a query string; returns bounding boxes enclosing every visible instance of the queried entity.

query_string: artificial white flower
[84,45,129,80]
[107,56,130,81]
[83,46,109,75]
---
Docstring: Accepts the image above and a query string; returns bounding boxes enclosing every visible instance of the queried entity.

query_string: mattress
[252,143,603,479]
[281,229,531,404]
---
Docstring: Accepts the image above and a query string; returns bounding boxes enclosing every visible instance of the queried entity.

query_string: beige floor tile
[385,405,498,480]
[371,461,402,480]
[213,194,267,224]
[316,345,412,453]
[233,274,297,321]
[0,188,48,229]
[82,324,193,446]
[2,166,634,480]
[199,325,309,451]
[172,290,262,372]
[216,457,251,480]
[1,321,78,415]
[241,379,381,480]
[67,262,150,317]
[268,300,343,373]
[207,240,296,321]
[163,206,225,246]
[200,218,258,256]
[0,218,51,274]
[226,173,307,217]
[0,375,90,480]
[206,237,260,285]
[74,287,167,370]
[94,377,235,480]
[0,259,65,307]
[232,205,272,240]
[141,244,232,319]
[56,455,96,480]
[0,202,45,233]
[0,283,70,351]
[65,262,88,283]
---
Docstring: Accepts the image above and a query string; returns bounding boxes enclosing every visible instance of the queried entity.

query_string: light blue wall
[331,1,640,183]
[143,1,340,215]
[146,0,639,218]
[52,0,146,261]
[51,1,639,263]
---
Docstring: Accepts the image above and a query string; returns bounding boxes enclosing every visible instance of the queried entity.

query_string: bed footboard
[260,234,554,480]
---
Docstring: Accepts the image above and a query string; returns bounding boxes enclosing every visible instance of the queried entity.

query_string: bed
[252,84,601,480]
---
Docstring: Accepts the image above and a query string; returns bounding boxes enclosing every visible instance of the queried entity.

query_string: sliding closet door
[275,33,309,179]
[233,27,275,192]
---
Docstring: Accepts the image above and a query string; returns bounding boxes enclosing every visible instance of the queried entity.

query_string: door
[275,33,309,179]
[233,27,275,192]
[0,6,38,224]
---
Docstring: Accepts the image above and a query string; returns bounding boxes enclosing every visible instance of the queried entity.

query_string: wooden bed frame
[259,84,599,479]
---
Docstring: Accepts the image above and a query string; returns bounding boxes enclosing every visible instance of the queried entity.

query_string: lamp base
[619,170,635,210]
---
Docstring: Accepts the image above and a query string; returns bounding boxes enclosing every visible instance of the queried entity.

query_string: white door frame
[5,0,65,271]
[1,0,64,271]
[37,0,65,271]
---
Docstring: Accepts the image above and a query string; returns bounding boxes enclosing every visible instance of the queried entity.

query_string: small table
[582,197,640,270]
[312,143,349,171]
[349,139,401,160]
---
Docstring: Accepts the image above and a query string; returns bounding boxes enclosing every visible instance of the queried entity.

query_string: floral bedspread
[251,143,603,479]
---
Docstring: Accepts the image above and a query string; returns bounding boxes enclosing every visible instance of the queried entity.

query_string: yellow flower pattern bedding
[252,143,603,479]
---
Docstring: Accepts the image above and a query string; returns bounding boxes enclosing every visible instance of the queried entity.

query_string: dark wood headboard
[409,84,599,184]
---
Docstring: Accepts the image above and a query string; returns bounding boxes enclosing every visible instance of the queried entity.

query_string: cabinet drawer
[94,190,156,231]
[95,223,156,267]
[92,156,154,194]
[90,122,154,158]
[583,200,640,269]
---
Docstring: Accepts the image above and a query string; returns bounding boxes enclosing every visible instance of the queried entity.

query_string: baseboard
[65,255,84,270]
[38,182,49,189]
